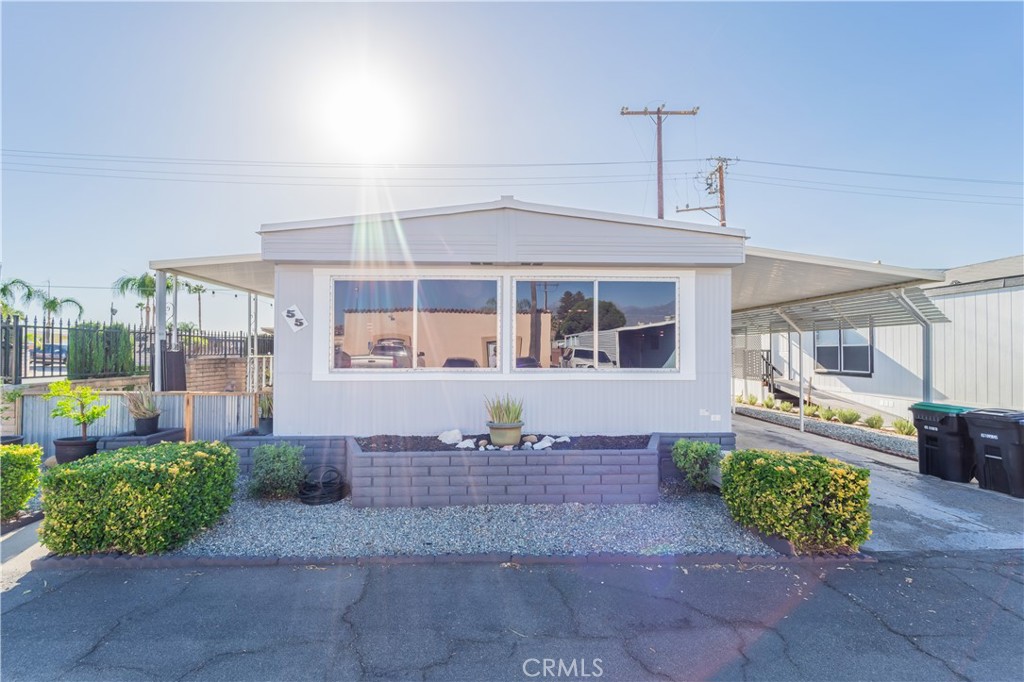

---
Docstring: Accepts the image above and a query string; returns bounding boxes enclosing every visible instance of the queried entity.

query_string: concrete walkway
[733,414,1024,553]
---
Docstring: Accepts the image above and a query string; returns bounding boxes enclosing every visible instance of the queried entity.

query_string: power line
[731,172,1023,200]
[730,177,1022,206]
[2,148,706,170]
[737,158,1022,186]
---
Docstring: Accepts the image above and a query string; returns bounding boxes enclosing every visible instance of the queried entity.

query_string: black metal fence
[1,316,273,384]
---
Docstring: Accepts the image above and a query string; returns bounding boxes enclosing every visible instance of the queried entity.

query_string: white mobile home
[259,198,742,438]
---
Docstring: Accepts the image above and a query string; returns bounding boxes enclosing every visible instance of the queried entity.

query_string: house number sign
[283,305,307,332]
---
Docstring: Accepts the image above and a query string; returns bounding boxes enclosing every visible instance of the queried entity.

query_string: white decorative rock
[438,429,463,445]
[536,436,556,450]
[486,445,497,450]
[522,442,533,450]
[554,436,571,443]
[501,445,514,451]
[456,439,475,449]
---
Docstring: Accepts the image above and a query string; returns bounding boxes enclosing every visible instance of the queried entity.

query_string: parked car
[32,344,68,365]
[442,357,481,368]
[515,356,541,368]
[560,347,616,369]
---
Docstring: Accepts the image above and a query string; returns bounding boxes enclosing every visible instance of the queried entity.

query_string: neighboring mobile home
[764,255,1023,416]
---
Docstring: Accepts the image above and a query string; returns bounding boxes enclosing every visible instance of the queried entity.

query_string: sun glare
[314,71,415,163]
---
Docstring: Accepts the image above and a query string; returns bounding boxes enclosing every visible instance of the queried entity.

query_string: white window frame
[510,275,682,374]
[813,324,874,376]
[311,267,696,382]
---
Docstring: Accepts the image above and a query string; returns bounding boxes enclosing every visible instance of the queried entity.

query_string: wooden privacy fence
[20,392,259,458]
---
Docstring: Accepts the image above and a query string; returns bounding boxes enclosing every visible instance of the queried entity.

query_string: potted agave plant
[43,379,110,464]
[257,392,273,435]
[485,394,524,447]
[124,387,160,436]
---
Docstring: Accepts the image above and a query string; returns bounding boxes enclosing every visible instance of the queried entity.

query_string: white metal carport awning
[149,254,274,297]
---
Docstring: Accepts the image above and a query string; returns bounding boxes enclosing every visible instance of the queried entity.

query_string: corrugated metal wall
[21,392,256,457]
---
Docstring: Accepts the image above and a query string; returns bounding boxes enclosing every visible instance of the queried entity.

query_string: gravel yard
[171,478,777,559]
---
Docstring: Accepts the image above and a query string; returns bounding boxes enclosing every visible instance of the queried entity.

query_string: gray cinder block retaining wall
[347,435,661,508]
[224,432,348,476]
[656,432,737,482]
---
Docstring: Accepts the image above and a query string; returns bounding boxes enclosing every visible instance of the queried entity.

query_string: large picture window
[513,279,677,371]
[332,278,498,370]
[814,326,872,375]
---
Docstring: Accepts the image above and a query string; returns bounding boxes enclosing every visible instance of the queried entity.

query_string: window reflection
[416,280,497,369]
[333,280,414,369]
[514,280,677,370]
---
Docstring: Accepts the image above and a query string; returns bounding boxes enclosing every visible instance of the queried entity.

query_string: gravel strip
[172,477,777,559]
[735,405,919,458]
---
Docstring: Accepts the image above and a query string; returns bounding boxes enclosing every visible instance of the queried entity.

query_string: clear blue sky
[3,1,1021,330]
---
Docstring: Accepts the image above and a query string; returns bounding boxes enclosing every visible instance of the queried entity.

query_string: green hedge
[68,323,135,379]
[1,443,42,520]
[671,439,720,492]
[40,441,238,555]
[721,449,871,554]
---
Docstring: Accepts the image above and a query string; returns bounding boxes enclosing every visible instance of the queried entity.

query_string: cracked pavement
[2,551,1022,681]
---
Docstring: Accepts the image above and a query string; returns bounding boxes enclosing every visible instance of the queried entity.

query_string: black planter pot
[135,415,161,437]
[257,417,273,436]
[1,435,25,446]
[53,437,100,464]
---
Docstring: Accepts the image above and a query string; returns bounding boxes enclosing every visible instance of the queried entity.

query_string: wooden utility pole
[620,104,699,219]
[676,157,730,226]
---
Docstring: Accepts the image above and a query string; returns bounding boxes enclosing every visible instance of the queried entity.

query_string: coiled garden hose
[298,465,345,505]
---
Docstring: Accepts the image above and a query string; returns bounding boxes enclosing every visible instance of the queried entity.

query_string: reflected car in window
[515,356,541,368]
[561,347,616,369]
[442,357,481,368]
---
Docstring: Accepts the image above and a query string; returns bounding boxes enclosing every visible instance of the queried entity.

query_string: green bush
[836,409,861,425]
[249,442,306,499]
[762,395,776,410]
[819,407,835,422]
[893,418,917,436]
[721,449,871,554]
[803,403,819,417]
[40,441,238,555]
[779,401,793,413]
[746,394,759,406]
[864,414,884,429]
[1,443,42,519]
[671,439,721,492]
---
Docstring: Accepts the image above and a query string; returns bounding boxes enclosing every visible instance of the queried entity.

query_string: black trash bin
[909,402,975,482]
[962,409,1024,498]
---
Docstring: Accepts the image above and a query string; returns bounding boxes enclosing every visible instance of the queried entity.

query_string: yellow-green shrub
[1,443,42,519]
[721,449,871,554]
[40,441,238,555]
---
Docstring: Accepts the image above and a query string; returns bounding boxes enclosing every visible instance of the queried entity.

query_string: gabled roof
[258,196,747,239]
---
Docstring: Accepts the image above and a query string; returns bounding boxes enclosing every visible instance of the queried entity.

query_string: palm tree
[182,281,208,331]
[0,278,38,318]
[39,294,84,326]
[136,302,146,326]
[113,272,169,329]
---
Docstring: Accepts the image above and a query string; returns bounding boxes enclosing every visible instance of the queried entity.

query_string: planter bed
[347,435,660,508]
[224,430,348,476]
[97,428,185,452]
[735,405,918,458]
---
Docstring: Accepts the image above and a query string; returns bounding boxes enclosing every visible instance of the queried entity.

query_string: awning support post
[776,309,805,432]
[171,275,179,351]
[155,272,167,392]
[894,290,934,403]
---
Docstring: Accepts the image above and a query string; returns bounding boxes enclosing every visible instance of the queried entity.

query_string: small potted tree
[124,387,160,436]
[43,379,110,463]
[484,394,524,447]
[257,392,273,435]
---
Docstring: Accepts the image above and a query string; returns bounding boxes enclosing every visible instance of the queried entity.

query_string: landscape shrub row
[40,441,238,555]
[721,449,871,554]
[735,395,915,435]
[0,443,42,520]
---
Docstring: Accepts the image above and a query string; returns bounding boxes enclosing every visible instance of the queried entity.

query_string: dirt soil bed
[356,434,651,452]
